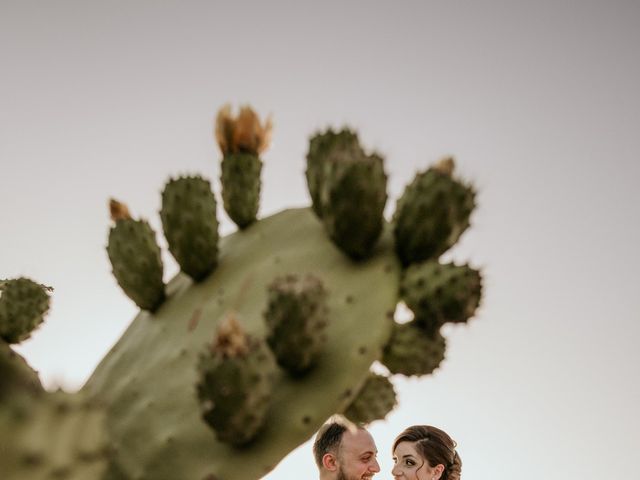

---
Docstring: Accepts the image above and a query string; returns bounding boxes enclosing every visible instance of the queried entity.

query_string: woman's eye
[405,460,415,466]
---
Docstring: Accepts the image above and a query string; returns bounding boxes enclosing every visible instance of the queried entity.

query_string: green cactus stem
[401,260,482,333]
[306,128,362,218]
[160,176,219,281]
[0,389,110,480]
[264,274,329,375]
[344,373,397,425]
[382,321,446,377]
[393,157,476,265]
[0,277,51,344]
[215,105,272,229]
[106,199,166,312]
[197,313,277,446]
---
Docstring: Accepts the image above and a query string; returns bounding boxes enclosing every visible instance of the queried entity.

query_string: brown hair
[393,425,462,480]
[313,421,349,468]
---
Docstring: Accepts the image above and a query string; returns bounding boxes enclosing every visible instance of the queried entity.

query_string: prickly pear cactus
[2,105,484,480]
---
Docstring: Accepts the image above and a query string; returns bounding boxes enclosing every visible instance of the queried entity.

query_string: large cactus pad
[83,208,401,480]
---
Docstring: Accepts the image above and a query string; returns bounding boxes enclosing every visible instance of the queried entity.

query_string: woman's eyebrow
[402,454,415,459]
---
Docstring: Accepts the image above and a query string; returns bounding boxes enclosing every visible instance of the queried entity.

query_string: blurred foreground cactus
[0,105,483,480]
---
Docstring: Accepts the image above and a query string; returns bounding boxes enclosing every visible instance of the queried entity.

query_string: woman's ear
[322,453,338,472]
[433,463,445,480]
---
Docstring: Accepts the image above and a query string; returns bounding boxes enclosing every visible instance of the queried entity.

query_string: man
[313,419,380,480]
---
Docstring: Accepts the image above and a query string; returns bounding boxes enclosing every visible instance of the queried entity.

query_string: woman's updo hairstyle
[392,425,462,480]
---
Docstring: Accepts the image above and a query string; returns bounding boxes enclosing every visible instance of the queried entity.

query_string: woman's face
[391,441,441,480]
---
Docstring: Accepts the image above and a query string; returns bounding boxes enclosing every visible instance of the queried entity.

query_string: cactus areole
[2,105,483,480]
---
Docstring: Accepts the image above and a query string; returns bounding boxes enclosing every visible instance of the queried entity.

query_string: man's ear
[322,453,338,472]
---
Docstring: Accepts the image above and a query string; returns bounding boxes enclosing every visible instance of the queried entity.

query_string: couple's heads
[313,420,380,480]
[313,421,461,480]
[392,425,461,480]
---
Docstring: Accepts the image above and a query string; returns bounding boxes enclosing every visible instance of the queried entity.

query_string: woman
[391,425,462,480]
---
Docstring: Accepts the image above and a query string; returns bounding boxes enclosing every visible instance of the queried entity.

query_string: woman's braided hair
[392,425,462,480]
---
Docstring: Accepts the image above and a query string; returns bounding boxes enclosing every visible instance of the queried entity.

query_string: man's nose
[370,458,381,473]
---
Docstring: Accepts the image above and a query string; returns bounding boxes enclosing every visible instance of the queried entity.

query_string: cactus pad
[382,321,446,376]
[393,158,476,265]
[0,278,51,344]
[107,217,166,312]
[160,176,219,281]
[402,260,482,332]
[196,313,277,446]
[344,373,397,425]
[84,207,400,480]
[319,149,388,259]
[264,274,329,375]
[306,128,362,218]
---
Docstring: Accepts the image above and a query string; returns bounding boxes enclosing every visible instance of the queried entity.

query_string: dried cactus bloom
[216,104,271,229]
[109,198,131,221]
[433,156,455,175]
[215,104,272,156]
[212,312,250,358]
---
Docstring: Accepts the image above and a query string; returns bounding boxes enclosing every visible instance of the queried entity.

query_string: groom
[313,419,380,480]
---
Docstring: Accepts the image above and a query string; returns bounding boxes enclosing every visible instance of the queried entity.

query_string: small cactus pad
[84,208,400,480]
[161,176,219,281]
[343,373,397,425]
[221,153,262,228]
[393,158,475,265]
[0,278,51,344]
[306,129,362,218]
[401,260,482,333]
[382,321,446,376]
[264,274,329,375]
[215,105,272,229]
[197,314,276,446]
[107,206,165,312]
[319,148,388,259]
[0,390,110,480]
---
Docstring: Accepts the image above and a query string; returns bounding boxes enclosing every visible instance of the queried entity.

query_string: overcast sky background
[2,1,639,479]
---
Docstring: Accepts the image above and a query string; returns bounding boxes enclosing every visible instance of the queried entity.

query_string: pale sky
[1,1,639,479]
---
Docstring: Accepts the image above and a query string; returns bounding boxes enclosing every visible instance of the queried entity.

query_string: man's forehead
[341,429,377,454]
